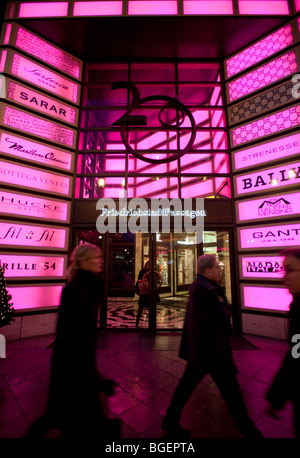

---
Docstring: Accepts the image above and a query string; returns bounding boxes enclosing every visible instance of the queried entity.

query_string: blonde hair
[67,243,100,281]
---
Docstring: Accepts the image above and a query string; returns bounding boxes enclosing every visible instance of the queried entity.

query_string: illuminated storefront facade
[0,1,299,338]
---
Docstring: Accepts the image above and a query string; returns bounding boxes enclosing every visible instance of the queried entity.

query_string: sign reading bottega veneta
[0,190,70,222]
[0,253,66,279]
[238,221,300,251]
[0,129,73,171]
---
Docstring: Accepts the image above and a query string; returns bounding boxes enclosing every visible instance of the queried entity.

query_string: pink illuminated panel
[241,256,284,279]
[1,254,66,279]
[183,1,233,14]
[237,192,300,223]
[0,160,71,196]
[6,80,77,125]
[233,132,300,171]
[0,190,70,222]
[242,285,291,312]
[15,26,81,79]
[0,130,73,171]
[0,50,7,73]
[73,1,123,16]
[128,1,178,15]
[226,25,293,78]
[7,285,63,310]
[235,160,300,196]
[3,24,12,44]
[296,1,300,11]
[231,106,300,146]
[228,51,297,102]
[238,1,289,15]
[239,222,300,250]
[18,2,68,18]
[10,53,79,103]
[0,221,68,250]
[2,106,75,148]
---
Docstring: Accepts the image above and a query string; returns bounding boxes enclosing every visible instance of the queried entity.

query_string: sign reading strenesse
[238,221,300,250]
[0,190,70,222]
[235,160,300,196]
[239,255,284,279]
[0,253,66,279]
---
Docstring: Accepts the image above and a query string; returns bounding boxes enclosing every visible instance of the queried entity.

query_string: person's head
[197,254,221,283]
[67,243,104,280]
[144,260,150,270]
[281,248,300,297]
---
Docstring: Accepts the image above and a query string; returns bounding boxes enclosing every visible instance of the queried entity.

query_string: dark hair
[280,248,300,261]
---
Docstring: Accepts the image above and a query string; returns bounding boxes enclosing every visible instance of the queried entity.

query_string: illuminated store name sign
[233,132,300,171]
[235,161,300,196]
[0,160,71,196]
[242,285,291,312]
[0,222,68,250]
[237,192,300,223]
[0,130,73,171]
[0,254,65,278]
[7,285,63,310]
[0,190,70,222]
[9,52,79,104]
[240,256,284,279]
[239,222,300,250]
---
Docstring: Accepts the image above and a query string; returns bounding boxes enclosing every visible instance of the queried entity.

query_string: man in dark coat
[161,254,262,438]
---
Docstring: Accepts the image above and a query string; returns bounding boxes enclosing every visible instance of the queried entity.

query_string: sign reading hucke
[0,190,70,222]
[0,254,66,279]
[238,221,300,250]
[0,159,71,196]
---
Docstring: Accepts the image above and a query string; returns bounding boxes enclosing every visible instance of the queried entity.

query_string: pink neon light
[7,285,63,310]
[11,53,79,103]
[241,256,284,279]
[0,50,7,73]
[215,177,231,197]
[15,27,81,79]
[1,255,65,278]
[3,106,75,148]
[232,106,300,146]
[226,25,293,78]
[183,1,233,14]
[0,160,70,196]
[242,286,291,312]
[73,1,123,16]
[238,192,300,223]
[239,222,300,250]
[0,222,68,249]
[18,2,68,18]
[4,24,12,44]
[238,1,289,15]
[0,190,69,222]
[296,1,300,11]
[228,51,297,102]
[233,132,300,171]
[128,1,178,15]
[181,179,214,198]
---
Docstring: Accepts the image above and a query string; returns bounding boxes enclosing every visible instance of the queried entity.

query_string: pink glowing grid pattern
[1,255,65,278]
[0,222,67,249]
[242,285,291,312]
[238,1,289,15]
[237,192,300,222]
[241,256,285,279]
[226,24,293,78]
[3,106,75,148]
[128,1,177,14]
[183,1,233,14]
[15,27,81,79]
[239,222,300,250]
[73,1,123,15]
[7,285,63,310]
[18,2,69,17]
[231,105,300,146]
[228,51,297,102]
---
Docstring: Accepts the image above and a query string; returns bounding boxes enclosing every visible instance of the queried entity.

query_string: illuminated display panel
[7,284,63,310]
[239,255,284,280]
[2,105,76,148]
[238,221,300,251]
[128,1,178,14]
[0,159,71,197]
[235,160,300,196]
[183,1,233,14]
[1,254,66,279]
[0,190,70,223]
[0,221,68,250]
[0,130,74,172]
[232,132,300,172]
[0,50,7,72]
[241,285,291,313]
[238,1,289,15]
[9,52,80,104]
[237,191,300,223]
[73,1,123,16]
[18,2,69,18]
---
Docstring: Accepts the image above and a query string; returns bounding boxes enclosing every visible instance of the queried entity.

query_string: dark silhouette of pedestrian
[161,254,263,438]
[135,261,150,328]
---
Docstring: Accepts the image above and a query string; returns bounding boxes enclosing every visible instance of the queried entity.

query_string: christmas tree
[0,262,14,328]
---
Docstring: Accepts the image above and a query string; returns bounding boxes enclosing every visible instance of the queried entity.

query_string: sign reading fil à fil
[0,222,68,250]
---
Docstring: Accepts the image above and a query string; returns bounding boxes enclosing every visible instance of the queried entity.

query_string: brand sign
[0,130,73,171]
[235,161,300,196]
[238,221,300,250]
[0,254,66,279]
[9,51,79,103]
[241,285,291,312]
[0,190,70,222]
[0,221,68,250]
[232,132,300,171]
[240,255,284,279]
[7,284,63,310]
[0,159,71,196]
[237,192,300,223]
[2,105,76,148]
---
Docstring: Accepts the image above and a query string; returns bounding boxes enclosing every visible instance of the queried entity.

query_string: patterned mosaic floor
[107,296,189,329]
